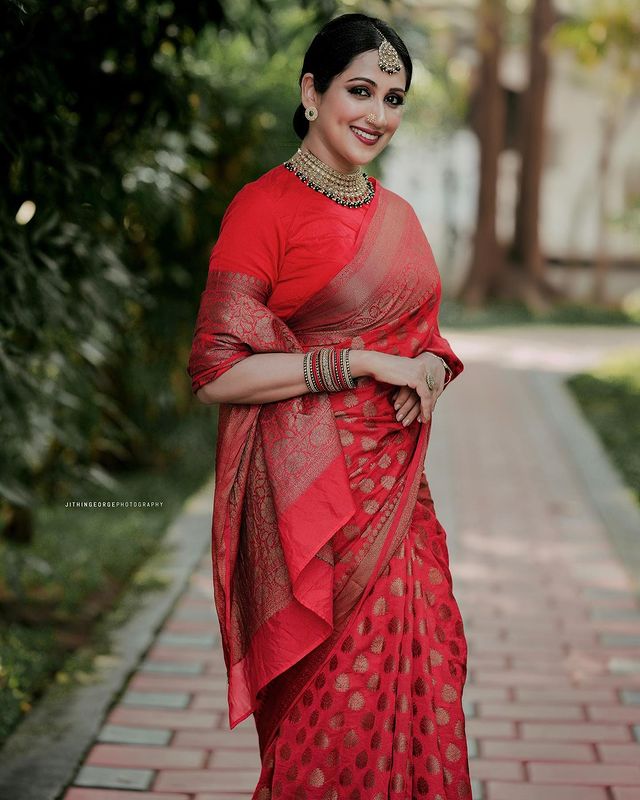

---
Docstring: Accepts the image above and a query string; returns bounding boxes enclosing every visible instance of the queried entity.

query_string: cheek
[339,100,361,121]
[388,113,403,132]
[333,92,367,118]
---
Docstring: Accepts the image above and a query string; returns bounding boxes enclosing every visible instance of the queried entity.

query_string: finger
[395,394,417,421]
[416,396,430,425]
[400,404,421,427]
[418,389,436,423]
[420,396,437,422]
[392,386,411,409]
[394,385,418,412]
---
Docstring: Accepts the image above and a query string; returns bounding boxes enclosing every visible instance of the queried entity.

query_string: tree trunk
[509,0,563,309]
[590,111,618,305]
[2,504,34,545]
[458,0,506,308]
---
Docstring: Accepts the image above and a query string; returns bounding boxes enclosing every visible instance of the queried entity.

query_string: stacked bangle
[303,347,356,393]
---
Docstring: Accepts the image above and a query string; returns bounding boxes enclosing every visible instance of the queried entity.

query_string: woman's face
[300,48,407,173]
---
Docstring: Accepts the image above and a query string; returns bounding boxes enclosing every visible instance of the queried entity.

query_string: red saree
[187,171,471,799]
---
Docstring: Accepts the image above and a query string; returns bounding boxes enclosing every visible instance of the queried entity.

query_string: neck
[283,147,375,208]
[300,136,361,174]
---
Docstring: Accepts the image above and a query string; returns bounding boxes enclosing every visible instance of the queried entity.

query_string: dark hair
[293,13,413,140]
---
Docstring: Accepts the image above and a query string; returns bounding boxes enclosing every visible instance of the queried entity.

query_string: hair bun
[292,102,309,140]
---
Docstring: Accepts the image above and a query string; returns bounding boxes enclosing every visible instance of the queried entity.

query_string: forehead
[340,49,407,89]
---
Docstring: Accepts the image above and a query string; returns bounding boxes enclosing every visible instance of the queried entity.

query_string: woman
[187,13,471,800]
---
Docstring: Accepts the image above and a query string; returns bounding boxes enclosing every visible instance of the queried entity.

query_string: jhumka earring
[378,37,402,74]
[304,106,318,121]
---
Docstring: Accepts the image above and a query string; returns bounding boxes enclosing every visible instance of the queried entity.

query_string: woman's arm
[195,350,446,427]
[196,349,377,405]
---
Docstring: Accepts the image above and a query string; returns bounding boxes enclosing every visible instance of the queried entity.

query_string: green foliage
[0,626,61,739]
[0,0,340,525]
[552,0,640,69]
[551,0,640,108]
[567,349,640,505]
[0,406,217,745]
[0,0,227,515]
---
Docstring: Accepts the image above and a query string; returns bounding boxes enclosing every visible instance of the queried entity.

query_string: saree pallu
[187,185,471,799]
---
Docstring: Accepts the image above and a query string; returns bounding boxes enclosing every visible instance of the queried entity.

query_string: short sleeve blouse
[209,163,378,321]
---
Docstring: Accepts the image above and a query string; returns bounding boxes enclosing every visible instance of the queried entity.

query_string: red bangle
[330,349,344,390]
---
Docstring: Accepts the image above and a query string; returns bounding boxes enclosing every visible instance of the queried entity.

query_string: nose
[371,100,387,129]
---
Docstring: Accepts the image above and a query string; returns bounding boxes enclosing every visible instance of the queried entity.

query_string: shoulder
[224,163,298,223]
[211,165,294,288]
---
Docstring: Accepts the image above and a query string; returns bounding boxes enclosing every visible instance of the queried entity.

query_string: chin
[345,155,370,168]
[343,145,380,168]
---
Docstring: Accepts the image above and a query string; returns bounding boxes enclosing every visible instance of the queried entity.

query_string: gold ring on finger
[425,372,435,391]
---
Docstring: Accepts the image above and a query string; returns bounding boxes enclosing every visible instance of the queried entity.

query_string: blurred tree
[0,0,339,547]
[509,0,563,310]
[6,2,179,542]
[0,0,225,544]
[552,0,640,305]
[459,0,569,308]
[461,0,640,308]
[458,0,506,307]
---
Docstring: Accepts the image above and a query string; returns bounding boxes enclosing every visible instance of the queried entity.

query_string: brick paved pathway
[62,327,640,800]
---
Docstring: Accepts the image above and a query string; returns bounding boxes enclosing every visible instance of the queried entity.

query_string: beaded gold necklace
[283,147,375,208]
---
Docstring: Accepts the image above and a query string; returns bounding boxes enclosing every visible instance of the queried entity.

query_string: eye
[348,86,405,107]
[348,86,370,98]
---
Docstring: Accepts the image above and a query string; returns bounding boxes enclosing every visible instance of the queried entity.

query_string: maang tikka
[378,37,402,74]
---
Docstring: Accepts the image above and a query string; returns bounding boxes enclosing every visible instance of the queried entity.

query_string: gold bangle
[320,348,337,392]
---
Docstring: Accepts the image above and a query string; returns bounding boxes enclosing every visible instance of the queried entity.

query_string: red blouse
[208,163,379,321]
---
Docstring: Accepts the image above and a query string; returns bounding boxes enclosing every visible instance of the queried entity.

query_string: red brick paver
[62,329,640,799]
[86,745,206,769]
[437,337,640,799]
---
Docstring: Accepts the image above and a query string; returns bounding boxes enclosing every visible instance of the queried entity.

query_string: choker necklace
[283,147,375,208]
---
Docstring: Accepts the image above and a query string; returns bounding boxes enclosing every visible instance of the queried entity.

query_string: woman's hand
[366,351,446,425]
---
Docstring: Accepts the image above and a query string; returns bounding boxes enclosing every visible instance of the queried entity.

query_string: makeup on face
[301,49,408,172]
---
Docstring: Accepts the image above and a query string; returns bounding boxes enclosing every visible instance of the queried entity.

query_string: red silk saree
[187,171,471,799]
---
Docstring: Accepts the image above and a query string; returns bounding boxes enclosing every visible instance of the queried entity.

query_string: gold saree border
[255,418,431,757]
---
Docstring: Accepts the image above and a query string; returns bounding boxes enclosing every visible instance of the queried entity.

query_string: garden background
[1,0,638,752]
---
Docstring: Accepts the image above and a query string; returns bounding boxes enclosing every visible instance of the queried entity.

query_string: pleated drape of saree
[187,181,471,799]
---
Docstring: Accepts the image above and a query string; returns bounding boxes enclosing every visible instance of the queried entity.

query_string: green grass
[0,404,217,746]
[567,350,640,506]
[440,299,638,328]
[0,627,61,739]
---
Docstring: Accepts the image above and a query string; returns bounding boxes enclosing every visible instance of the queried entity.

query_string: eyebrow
[345,76,406,93]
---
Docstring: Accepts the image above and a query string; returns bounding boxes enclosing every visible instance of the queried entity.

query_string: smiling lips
[350,125,381,145]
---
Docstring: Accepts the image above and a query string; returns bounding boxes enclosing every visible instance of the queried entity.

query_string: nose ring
[366,113,377,125]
